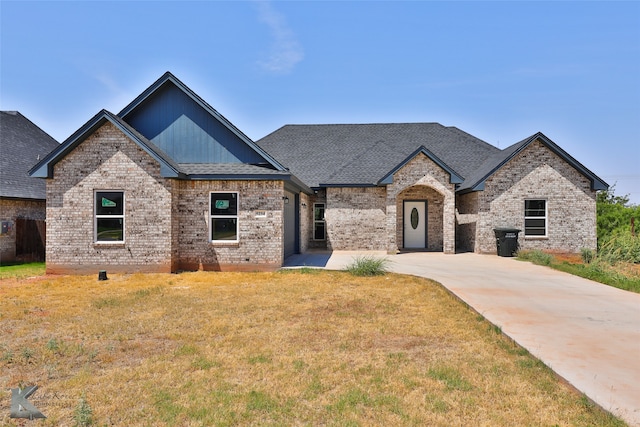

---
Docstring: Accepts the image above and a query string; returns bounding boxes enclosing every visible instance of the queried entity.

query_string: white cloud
[254,1,304,74]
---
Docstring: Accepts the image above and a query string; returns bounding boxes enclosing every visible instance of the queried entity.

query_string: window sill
[210,241,240,246]
[524,236,548,240]
[93,242,126,249]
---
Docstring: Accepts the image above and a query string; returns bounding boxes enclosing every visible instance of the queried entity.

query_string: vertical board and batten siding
[123,83,265,164]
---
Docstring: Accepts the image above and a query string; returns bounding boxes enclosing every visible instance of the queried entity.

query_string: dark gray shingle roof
[0,111,59,199]
[456,136,529,192]
[256,123,500,188]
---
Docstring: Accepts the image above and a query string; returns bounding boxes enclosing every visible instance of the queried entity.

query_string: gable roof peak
[378,145,464,185]
[457,131,608,193]
[117,72,287,171]
[29,109,182,179]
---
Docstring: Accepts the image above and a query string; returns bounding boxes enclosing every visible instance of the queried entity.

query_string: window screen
[524,200,546,236]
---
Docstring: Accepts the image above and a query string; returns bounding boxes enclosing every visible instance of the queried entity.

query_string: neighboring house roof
[458,132,609,192]
[256,123,499,188]
[0,111,59,199]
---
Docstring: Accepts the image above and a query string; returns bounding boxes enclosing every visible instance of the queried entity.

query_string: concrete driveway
[288,251,640,425]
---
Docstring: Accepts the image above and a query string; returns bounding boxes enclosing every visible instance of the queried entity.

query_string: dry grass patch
[0,271,624,426]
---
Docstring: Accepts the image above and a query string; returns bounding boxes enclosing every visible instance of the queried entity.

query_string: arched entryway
[396,185,446,251]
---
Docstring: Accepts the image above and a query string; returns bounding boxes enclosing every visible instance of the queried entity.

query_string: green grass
[517,250,640,293]
[345,255,390,276]
[599,231,640,264]
[552,261,640,293]
[0,261,45,279]
[427,365,474,391]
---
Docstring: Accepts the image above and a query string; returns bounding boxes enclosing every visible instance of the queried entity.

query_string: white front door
[404,201,427,249]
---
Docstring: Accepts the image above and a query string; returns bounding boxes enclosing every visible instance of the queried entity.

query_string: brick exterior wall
[0,198,46,262]
[315,144,596,255]
[318,154,456,253]
[455,192,479,252]
[45,122,288,274]
[325,187,387,250]
[475,139,597,254]
[46,122,174,274]
[387,154,456,253]
[174,180,285,271]
[43,124,597,270]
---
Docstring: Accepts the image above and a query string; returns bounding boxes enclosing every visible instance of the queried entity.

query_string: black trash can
[494,228,521,257]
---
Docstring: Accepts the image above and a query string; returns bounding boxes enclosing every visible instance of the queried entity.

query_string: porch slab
[284,250,388,269]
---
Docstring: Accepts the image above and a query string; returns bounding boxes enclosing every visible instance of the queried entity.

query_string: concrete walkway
[286,251,640,426]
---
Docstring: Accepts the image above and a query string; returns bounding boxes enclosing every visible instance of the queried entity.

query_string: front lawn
[0,271,624,426]
[0,261,45,279]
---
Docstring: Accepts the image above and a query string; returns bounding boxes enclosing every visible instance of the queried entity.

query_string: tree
[596,185,639,244]
[596,185,630,206]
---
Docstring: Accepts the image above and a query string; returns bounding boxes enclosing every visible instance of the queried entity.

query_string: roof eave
[455,182,485,195]
[0,195,46,202]
[184,173,291,180]
[319,183,380,188]
[288,175,314,195]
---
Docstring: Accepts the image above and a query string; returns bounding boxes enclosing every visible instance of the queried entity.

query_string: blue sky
[2,1,639,203]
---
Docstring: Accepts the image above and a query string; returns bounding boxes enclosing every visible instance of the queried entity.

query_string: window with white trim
[210,192,238,242]
[524,199,547,237]
[95,191,124,242]
[313,203,326,240]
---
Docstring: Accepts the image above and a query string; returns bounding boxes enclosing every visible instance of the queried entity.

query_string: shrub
[598,231,640,264]
[580,248,595,264]
[345,256,390,276]
[74,395,93,426]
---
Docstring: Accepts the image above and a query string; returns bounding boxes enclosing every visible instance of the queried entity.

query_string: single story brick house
[30,72,608,273]
[1,111,60,263]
